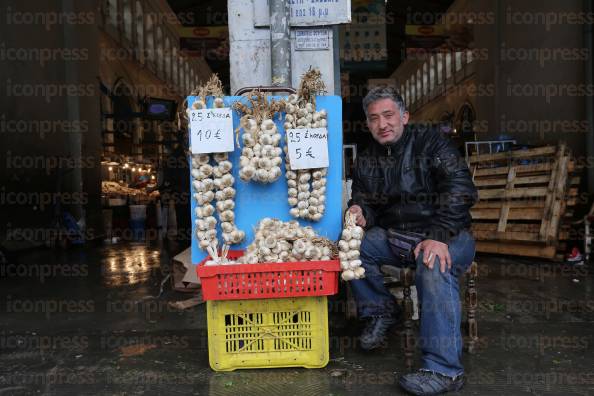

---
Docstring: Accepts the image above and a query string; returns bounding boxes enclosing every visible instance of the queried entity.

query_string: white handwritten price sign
[189,108,234,154]
[286,128,329,170]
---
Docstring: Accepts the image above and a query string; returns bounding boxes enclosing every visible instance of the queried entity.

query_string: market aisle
[1,244,593,395]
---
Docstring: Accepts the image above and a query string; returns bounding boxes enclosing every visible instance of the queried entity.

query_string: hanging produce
[338,212,365,281]
[283,69,328,222]
[188,75,244,250]
[209,77,245,245]
[234,92,284,184]
[191,152,217,250]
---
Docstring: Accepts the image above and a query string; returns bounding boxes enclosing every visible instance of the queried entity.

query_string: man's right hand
[348,205,367,227]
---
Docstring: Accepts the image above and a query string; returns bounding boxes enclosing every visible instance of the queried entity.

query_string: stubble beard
[381,127,404,145]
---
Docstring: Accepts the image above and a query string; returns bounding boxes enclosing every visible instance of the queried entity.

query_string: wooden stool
[386,261,479,370]
[346,261,479,370]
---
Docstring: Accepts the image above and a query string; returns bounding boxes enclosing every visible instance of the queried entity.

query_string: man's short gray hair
[362,86,407,118]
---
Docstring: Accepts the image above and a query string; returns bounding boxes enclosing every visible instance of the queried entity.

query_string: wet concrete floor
[1,242,593,395]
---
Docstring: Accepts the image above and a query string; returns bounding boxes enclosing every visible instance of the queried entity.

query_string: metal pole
[269,0,291,86]
[584,0,594,193]
[332,25,341,96]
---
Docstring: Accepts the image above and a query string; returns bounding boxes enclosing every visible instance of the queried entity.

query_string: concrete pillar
[228,0,339,94]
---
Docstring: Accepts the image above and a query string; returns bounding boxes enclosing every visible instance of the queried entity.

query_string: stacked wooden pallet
[468,144,581,260]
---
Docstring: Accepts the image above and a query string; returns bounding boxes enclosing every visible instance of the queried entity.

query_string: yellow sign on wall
[178,26,228,39]
[405,25,446,37]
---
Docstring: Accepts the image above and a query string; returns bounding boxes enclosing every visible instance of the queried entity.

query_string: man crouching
[347,87,477,395]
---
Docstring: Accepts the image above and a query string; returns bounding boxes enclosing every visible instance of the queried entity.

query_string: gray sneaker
[399,370,465,395]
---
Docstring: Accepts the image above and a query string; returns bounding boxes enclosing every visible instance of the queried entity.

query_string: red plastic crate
[196,250,340,301]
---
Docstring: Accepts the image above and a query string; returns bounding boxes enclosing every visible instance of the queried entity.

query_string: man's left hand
[414,239,452,273]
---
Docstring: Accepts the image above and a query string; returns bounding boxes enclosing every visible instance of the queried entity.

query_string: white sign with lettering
[286,128,329,170]
[189,108,234,154]
[254,0,351,27]
[295,29,330,50]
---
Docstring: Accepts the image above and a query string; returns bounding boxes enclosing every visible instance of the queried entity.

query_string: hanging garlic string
[191,146,218,250]
[190,74,245,250]
[209,94,245,245]
[283,91,328,222]
[235,92,283,184]
[186,81,217,250]
[339,212,365,280]
[213,151,245,245]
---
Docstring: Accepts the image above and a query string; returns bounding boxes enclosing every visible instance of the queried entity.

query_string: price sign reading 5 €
[286,128,329,170]
[189,108,234,154]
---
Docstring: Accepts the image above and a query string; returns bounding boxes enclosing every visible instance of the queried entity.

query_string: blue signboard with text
[188,95,344,265]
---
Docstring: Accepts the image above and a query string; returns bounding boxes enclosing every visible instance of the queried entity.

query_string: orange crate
[196,251,340,301]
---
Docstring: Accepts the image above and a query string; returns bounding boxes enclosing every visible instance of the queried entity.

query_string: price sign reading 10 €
[189,108,234,154]
[286,128,329,170]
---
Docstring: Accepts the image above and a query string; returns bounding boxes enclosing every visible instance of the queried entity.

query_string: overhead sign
[254,0,351,27]
[405,25,447,49]
[178,26,229,58]
[295,29,330,50]
[178,26,228,39]
[405,25,446,37]
[286,128,329,170]
[189,108,234,154]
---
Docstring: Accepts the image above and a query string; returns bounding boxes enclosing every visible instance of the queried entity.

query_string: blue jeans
[350,227,476,378]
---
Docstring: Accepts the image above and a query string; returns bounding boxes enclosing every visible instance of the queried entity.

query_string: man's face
[366,98,410,145]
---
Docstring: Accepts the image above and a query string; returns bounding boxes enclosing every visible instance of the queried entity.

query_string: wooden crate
[469,144,581,260]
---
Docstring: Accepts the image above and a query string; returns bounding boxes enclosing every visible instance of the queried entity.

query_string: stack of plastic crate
[197,251,340,371]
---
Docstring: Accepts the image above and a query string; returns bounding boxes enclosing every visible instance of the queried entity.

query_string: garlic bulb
[348,239,361,250]
[221,222,234,233]
[192,99,206,110]
[215,218,337,266]
[354,266,365,278]
[338,212,366,280]
[347,250,360,260]
[213,97,225,108]
[341,270,356,281]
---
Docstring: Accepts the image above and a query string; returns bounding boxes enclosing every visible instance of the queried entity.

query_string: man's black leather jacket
[348,125,478,244]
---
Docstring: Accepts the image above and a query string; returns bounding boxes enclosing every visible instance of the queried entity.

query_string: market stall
[188,74,361,371]
[101,161,160,241]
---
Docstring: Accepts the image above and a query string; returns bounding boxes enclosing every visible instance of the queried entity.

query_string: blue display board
[188,95,344,265]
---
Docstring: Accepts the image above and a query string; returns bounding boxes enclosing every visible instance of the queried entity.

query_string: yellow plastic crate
[206,296,329,371]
